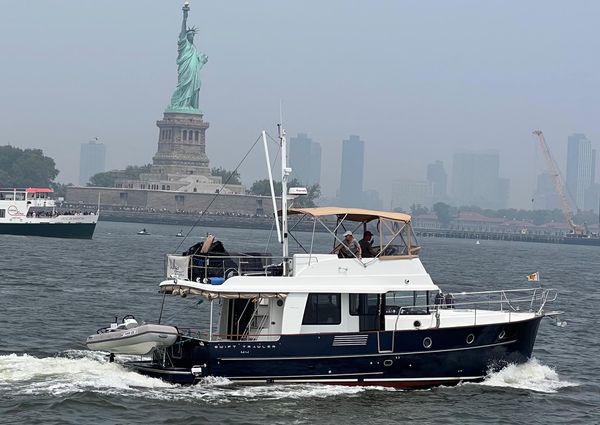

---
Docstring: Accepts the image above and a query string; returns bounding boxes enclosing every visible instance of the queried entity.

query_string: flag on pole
[527,272,539,282]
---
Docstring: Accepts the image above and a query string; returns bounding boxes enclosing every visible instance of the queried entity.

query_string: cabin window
[0,209,5,218]
[349,294,381,316]
[385,291,430,315]
[302,293,341,325]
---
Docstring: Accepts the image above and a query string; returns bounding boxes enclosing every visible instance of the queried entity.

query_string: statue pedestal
[152,112,211,176]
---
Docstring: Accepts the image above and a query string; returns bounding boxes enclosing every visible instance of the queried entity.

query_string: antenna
[279,100,284,128]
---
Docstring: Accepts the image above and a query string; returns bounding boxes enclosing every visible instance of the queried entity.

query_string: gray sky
[1,0,599,208]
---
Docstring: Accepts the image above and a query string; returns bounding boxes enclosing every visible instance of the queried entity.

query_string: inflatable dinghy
[86,316,178,355]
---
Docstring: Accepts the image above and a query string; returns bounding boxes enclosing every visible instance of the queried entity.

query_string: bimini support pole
[262,130,282,243]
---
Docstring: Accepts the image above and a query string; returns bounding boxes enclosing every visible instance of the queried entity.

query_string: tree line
[407,202,597,227]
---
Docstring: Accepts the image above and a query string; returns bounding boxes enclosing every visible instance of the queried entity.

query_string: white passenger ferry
[0,188,98,239]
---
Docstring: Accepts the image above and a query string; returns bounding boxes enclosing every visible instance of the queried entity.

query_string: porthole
[413,320,421,329]
[383,360,393,367]
[498,330,506,340]
[466,334,475,345]
[423,337,432,349]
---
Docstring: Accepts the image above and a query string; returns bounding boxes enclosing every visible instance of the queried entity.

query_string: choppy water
[1,221,598,424]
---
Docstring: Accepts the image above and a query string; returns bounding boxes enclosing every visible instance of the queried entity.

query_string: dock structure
[415,228,590,245]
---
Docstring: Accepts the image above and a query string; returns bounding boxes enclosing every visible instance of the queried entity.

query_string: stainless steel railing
[166,253,287,281]
[392,287,557,330]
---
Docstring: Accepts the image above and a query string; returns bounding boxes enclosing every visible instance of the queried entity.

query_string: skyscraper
[451,151,509,209]
[391,179,431,212]
[566,133,595,210]
[427,160,447,203]
[338,135,364,207]
[289,133,321,186]
[79,139,106,186]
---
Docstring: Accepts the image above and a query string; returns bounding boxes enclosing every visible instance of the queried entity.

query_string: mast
[279,124,290,269]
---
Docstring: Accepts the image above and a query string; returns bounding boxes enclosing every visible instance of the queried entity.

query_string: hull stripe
[219,339,516,362]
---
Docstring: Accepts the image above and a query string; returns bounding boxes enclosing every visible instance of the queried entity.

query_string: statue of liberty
[166,2,208,113]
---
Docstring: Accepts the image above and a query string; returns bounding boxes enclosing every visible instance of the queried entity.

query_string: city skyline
[1,1,600,209]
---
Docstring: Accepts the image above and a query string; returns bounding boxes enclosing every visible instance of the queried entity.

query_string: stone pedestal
[152,112,211,176]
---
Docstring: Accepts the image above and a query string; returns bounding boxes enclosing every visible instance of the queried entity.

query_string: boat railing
[165,253,287,282]
[393,287,557,329]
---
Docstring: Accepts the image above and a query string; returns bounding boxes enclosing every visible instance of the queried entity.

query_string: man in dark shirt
[359,231,377,258]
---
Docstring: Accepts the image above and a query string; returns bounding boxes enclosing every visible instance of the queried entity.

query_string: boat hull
[125,316,542,388]
[0,222,97,239]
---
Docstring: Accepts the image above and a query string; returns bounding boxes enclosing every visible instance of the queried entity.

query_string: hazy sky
[1,1,599,208]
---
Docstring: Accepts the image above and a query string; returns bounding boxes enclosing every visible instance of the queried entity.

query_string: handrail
[393,287,556,330]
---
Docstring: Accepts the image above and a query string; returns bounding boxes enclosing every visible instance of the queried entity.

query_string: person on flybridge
[333,231,362,259]
[359,230,377,258]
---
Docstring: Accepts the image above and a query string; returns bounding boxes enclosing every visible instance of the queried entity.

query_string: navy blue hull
[126,317,542,388]
[0,223,96,239]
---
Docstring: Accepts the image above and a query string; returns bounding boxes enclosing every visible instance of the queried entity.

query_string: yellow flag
[527,272,539,282]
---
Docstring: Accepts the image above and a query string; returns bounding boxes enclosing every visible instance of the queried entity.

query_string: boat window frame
[302,293,342,325]
[348,293,381,316]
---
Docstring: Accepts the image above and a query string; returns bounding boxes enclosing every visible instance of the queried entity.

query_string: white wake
[479,358,578,393]
[0,351,384,402]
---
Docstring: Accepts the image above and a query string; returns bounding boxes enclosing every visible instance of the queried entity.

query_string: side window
[0,209,5,218]
[349,294,380,316]
[302,293,341,325]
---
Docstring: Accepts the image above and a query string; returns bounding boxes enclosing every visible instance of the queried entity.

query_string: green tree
[88,164,152,187]
[0,145,59,188]
[433,202,452,227]
[211,167,242,185]
[409,204,429,216]
[250,178,320,207]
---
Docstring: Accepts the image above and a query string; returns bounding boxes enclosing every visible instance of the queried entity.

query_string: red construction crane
[532,130,585,235]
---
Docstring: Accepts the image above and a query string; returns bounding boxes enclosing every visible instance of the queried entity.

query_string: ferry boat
[0,188,98,239]
[94,128,560,388]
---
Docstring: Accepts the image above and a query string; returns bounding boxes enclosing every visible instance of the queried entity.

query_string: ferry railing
[392,287,557,330]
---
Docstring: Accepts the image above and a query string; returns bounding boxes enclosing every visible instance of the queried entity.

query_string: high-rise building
[451,151,509,209]
[391,179,431,212]
[338,135,364,207]
[79,139,106,185]
[566,133,595,210]
[289,133,321,186]
[427,160,447,203]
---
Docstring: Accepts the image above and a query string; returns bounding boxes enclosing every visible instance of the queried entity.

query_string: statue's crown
[186,26,198,34]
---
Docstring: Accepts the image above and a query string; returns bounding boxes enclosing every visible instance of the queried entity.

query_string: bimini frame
[280,207,420,267]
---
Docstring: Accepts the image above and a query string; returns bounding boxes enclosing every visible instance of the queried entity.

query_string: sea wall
[65,186,278,216]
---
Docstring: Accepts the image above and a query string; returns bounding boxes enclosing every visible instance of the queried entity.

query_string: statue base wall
[152,112,211,176]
